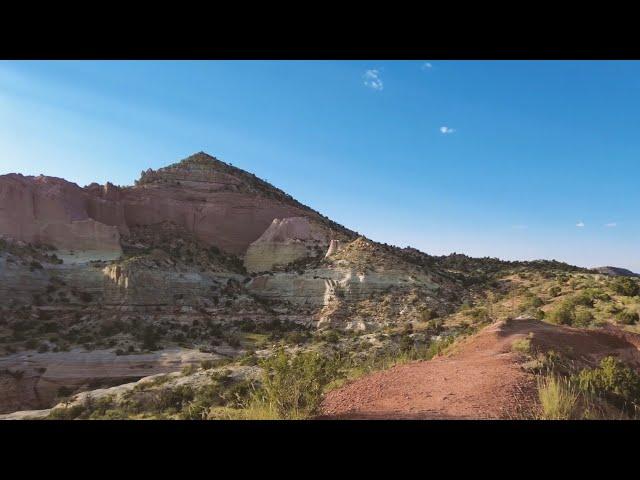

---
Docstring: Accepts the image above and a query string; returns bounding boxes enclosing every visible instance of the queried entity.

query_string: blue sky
[0,60,638,271]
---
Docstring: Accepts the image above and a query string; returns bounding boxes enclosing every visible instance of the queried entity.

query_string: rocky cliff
[244,216,337,273]
[0,174,122,254]
[0,151,480,413]
[0,152,355,256]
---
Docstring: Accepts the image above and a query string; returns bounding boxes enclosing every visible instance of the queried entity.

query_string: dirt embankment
[320,319,640,419]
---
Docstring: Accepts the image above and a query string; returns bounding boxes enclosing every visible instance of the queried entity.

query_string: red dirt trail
[320,319,640,419]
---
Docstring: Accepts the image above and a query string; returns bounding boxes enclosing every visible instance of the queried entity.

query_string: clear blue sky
[1,60,638,271]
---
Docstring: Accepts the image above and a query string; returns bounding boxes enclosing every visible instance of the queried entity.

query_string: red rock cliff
[0,152,353,255]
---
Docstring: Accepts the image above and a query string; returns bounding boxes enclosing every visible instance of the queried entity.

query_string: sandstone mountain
[0,152,353,256]
[2,152,637,420]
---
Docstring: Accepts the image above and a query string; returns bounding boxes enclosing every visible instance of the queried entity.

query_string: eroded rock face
[244,238,455,330]
[0,174,122,255]
[0,153,351,255]
[325,239,344,258]
[244,217,331,273]
[0,348,220,413]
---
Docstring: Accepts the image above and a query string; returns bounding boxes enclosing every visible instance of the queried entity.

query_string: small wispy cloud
[605,222,617,228]
[363,69,383,91]
[439,126,455,134]
[576,221,585,228]
[422,62,433,70]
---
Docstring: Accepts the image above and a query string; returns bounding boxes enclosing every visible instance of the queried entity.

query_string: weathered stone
[244,217,331,273]
[0,152,354,255]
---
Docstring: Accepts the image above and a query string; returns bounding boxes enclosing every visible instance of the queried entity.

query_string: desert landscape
[1,152,639,420]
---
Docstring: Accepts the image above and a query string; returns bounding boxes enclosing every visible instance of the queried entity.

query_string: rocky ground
[320,318,640,419]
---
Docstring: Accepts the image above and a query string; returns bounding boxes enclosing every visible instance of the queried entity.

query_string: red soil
[320,319,640,419]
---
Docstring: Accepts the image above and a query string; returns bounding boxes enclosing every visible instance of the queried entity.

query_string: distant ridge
[594,266,640,277]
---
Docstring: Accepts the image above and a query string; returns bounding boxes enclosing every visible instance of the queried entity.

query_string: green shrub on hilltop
[615,310,639,325]
[610,277,640,297]
[547,301,575,326]
[547,290,604,327]
[573,308,594,327]
[571,291,596,308]
[467,306,489,322]
[575,356,640,412]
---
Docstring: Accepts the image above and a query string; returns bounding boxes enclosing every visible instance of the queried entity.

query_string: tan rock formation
[324,239,344,258]
[244,217,331,273]
[0,347,220,412]
[246,237,447,330]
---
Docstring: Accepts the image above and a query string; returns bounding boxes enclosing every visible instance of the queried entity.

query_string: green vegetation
[48,370,257,420]
[548,285,561,297]
[547,301,575,326]
[256,349,339,419]
[546,291,602,327]
[520,294,544,311]
[615,310,639,325]
[45,332,463,420]
[537,375,578,420]
[610,277,640,297]
[573,308,594,327]
[511,336,531,355]
[574,356,640,413]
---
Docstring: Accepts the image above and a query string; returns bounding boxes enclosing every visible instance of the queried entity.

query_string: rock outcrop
[244,217,331,273]
[0,174,122,255]
[246,237,456,330]
[0,152,355,255]
[0,347,220,413]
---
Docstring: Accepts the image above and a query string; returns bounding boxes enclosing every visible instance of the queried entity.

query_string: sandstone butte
[0,152,353,258]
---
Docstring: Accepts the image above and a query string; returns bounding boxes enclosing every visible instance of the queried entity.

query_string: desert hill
[1,152,639,419]
[594,266,639,277]
[321,317,640,419]
[0,152,354,256]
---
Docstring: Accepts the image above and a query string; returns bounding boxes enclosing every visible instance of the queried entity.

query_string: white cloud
[422,62,433,70]
[439,126,455,134]
[363,69,383,91]
[576,221,585,228]
[605,222,617,228]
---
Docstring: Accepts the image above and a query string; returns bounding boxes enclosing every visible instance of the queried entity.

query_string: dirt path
[320,319,640,419]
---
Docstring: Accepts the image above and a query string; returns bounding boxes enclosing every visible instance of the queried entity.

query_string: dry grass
[511,336,532,355]
[537,375,578,420]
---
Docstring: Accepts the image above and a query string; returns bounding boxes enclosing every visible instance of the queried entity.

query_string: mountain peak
[136,151,235,185]
[178,151,222,166]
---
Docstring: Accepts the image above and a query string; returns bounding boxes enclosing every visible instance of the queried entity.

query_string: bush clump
[547,293,599,327]
[615,310,639,325]
[573,308,594,327]
[548,285,562,297]
[511,337,532,355]
[258,348,339,419]
[575,356,640,412]
[611,277,640,297]
[547,301,575,326]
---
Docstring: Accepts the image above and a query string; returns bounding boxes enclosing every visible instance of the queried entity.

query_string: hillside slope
[2,151,637,419]
[321,318,640,419]
[0,152,355,255]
